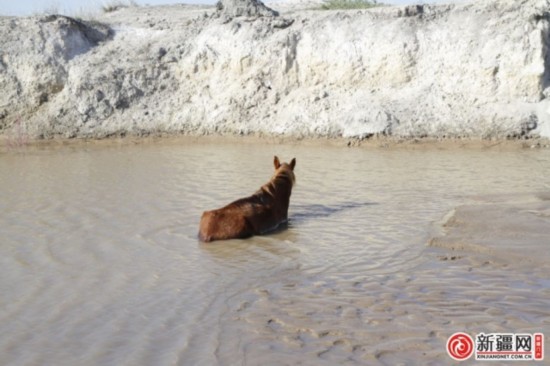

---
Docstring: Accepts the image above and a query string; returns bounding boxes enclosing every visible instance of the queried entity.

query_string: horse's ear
[274,156,281,169]
[290,158,296,170]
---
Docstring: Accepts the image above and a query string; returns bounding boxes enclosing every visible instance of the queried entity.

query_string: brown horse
[199,156,296,242]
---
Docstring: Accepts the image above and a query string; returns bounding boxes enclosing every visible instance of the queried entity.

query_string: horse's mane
[262,165,295,198]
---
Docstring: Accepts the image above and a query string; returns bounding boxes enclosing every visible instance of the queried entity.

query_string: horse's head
[273,156,296,186]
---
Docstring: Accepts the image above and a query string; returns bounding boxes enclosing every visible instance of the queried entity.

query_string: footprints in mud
[266,318,284,332]
[228,274,487,362]
[231,278,416,362]
[438,254,463,261]
[236,301,251,312]
[317,339,364,360]
[220,250,548,364]
[265,317,366,360]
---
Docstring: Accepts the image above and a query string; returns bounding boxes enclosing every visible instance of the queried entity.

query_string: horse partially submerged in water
[199,156,296,242]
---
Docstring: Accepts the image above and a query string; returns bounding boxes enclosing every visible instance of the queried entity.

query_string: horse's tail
[198,211,213,242]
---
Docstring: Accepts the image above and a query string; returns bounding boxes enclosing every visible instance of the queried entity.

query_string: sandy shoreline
[429,192,550,271]
[2,133,550,152]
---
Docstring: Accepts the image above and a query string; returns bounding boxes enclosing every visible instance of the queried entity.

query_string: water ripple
[1,143,549,365]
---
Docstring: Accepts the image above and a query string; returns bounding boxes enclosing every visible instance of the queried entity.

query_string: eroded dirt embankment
[2,0,550,140]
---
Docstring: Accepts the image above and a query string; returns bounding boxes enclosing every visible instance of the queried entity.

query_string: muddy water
[1,140,549,366]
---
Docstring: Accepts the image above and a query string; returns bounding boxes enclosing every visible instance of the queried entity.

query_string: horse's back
[198,207,252,242]
[198,200,284,241]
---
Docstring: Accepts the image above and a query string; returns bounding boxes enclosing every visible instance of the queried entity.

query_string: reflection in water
[199,234,301,267]
[290,201,376,223]
[1,142,549,365]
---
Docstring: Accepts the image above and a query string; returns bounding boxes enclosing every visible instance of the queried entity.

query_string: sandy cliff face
[1,0,550,139]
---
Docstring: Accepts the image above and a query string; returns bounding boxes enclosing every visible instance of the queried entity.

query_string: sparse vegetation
[102,0,139,13]
[43,3,61,15]
[320,0,381,10]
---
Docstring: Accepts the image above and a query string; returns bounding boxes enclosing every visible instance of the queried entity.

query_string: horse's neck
[261,177,292,203]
